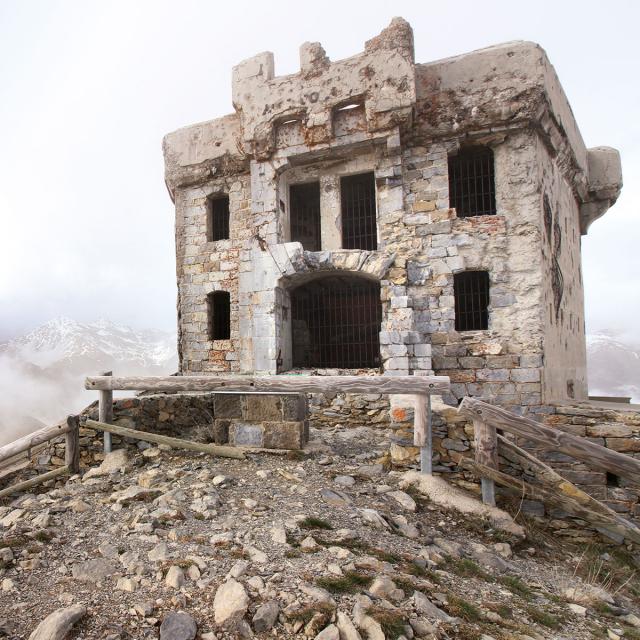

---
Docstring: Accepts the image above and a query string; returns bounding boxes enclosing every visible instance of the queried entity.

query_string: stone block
[476,368,510,382]
[606,438,640,453]
[244,395,283,421]
[214,394,243,418]
[262,421,306,450]
[510,368,541,383]
[230,423,264,447]
[280,394,307,421]
[586,423,633,438]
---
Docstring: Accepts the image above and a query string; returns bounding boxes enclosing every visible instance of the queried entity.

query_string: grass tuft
[525,605,561,629]
[369,608,407,639]
[300,516,333,530]
[316,570,372,594]
[498,574,532,599]
[447,596,482,622]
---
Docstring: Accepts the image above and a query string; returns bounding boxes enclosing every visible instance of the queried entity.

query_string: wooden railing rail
[0,415,80,500]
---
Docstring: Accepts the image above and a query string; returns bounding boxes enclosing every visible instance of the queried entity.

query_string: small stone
[359,509,390,530]
[228,560,249,579]
[336,612,362,640]
[321,488,351,506]
[165,566,185,589]
[27,605,87,640]
[493,543,512,559]
[301,536,319,552]
[243,498,258,509]
[71,558,117,584]
[413,591,454,622]
[69,499,91,513]
[568,603,586,616]
[387,490,417,512]
[271,524,288,545]
[149,543,170,562]
[369,576,404,601]
[245,546,267,563]
[315,624,339,640]
[1,579,15,592]
[214,578,249,625]
[159,611,197,640]
[334,475,355,488]
[117,577,137,592]
[252,600,279,633]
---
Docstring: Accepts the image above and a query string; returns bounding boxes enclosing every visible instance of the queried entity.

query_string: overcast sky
[0,0,638,340]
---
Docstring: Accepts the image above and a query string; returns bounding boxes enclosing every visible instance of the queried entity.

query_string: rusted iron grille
[341,172,377,250]
[454,271,490,331]
[290,182,321,251]
[208,291,231,340]
[208,196,230,241]
[448,147,496,217]
[291,277,381,368]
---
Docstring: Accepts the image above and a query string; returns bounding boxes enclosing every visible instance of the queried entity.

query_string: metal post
[98,371,113,454]
[420,393,433,475]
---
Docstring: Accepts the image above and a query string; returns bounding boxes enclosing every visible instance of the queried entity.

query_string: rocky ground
[0,425,639,640]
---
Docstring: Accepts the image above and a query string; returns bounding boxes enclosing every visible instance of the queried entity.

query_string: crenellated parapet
[231,17,416,160]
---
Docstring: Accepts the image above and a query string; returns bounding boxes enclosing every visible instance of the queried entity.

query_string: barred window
[448,147,496,217]
[454,271,490,331]
[207,195,230,241]
[341,172,377,250]
[291,276,381,369]
[290,182,321,251]
[208,291,231,340]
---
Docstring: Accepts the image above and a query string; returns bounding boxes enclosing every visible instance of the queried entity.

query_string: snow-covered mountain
[586,331,640,402]
[0,318,178,445]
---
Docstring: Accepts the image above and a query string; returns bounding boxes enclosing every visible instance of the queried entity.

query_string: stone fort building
[163,18,622,413]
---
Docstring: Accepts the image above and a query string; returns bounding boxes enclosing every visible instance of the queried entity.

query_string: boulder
[28,604,86,640]
[159,611,197,640]
[214,578,249,625]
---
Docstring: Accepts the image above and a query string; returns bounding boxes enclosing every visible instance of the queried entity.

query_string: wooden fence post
[98,371,114,454]
[473,418,498,506]
[65,415,80,474]
[414,394,432,475]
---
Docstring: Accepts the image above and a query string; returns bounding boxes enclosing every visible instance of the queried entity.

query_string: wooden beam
[474,418,498,506]
[85,375,450,395]
[458,397,640,483]
[459,456,640,546]
[0,466,69,500]
[82,418,246,460]
[413,394,432,474]
[65,415,80,474]
[0,423,71,465]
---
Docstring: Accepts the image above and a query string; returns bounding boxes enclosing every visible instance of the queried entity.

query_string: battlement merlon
[162,19,621,232]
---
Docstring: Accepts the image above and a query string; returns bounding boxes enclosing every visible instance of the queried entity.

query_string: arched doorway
[289,275,382,369]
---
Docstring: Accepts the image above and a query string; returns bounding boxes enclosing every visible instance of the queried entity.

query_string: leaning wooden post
[65,415,80,474]
[414,394,432,475]
[98,370,114,454]
[473,418,498,506]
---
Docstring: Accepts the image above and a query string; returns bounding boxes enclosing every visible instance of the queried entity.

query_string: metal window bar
[291,278,382,368]
[290,182,321,251]
[454,271,490,331]
[208,291,231,340]
[448,147,496,217]
[341,173,377,250]
[208,196,230,241]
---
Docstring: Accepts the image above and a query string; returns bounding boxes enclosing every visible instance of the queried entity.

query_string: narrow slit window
[454,271,490,331]
[207,195,230,241]
[341,172,377,250]
[448,147,496,217]
[290,182,321,251]
[208,291,231,340]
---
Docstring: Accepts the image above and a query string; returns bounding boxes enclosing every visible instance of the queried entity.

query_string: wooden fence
[0,373,450,498]
[458,397,640,544]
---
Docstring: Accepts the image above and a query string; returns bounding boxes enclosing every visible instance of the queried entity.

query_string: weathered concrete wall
[537,137,588,402]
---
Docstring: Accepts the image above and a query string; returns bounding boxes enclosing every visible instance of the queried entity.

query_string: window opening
[454,271,490,331]
[290,182,321,251]
[207,195,230,241]
[291,277,381,368]
[341,172,377,250]
[208,291,231,340]
[448,147,496,217]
